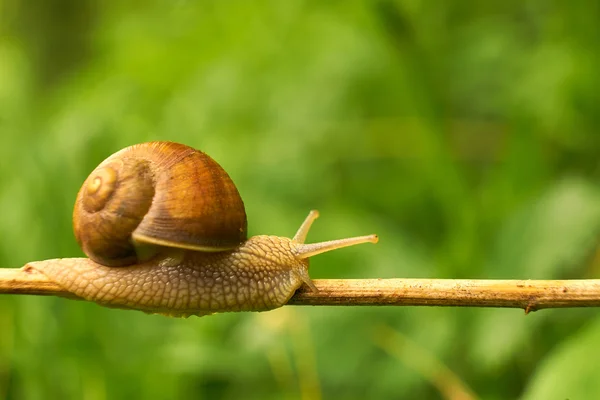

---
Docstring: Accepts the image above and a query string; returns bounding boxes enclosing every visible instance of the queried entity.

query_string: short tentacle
[293,210,320,243]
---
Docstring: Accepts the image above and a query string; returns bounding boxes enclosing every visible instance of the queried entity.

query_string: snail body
[28,141,378,317]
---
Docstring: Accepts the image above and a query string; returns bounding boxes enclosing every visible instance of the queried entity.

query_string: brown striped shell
[73,141,248,266]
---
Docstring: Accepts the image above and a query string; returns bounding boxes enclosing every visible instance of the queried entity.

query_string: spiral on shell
[73,142,248,267]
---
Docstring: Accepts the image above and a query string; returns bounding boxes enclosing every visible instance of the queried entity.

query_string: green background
[1,1,599,399]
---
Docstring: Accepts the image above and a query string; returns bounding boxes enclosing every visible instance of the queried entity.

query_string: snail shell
[73,141,247,267]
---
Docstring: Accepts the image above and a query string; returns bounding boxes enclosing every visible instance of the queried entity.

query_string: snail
[26,141,378,317]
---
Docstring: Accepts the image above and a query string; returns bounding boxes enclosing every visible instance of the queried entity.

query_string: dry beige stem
[3,266,600,314]
[288,278,600,313]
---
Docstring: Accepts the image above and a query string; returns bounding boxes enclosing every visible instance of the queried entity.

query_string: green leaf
[487,178,600,279]
[521,316,600,400]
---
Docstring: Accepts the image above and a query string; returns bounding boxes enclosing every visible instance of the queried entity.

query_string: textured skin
[28,236,310,317]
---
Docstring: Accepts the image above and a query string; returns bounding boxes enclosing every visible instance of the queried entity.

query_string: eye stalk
[292,210,379,259]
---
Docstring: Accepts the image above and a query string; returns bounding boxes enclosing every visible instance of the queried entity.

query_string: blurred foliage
[0,1,599,399]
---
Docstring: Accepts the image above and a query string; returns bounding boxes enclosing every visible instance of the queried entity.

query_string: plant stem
[0,267,80,299]
[2,267,600,312]
[289,279,600,313]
